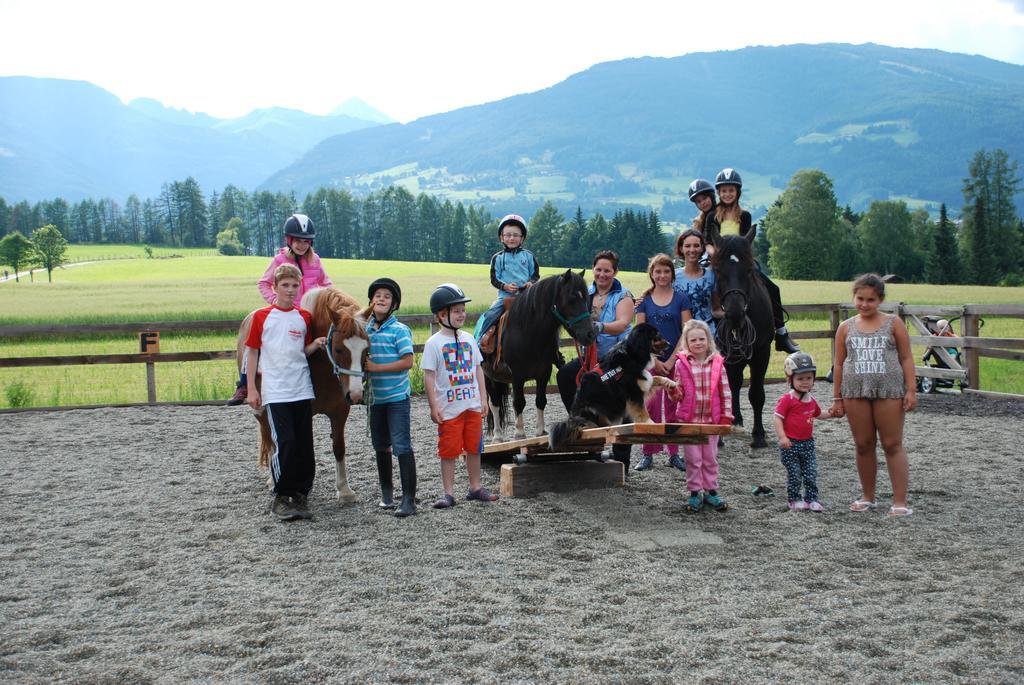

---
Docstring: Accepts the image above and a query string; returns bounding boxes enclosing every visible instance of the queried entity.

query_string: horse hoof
[336,489,358,504]
[751,438,769,449]
[514,430,527,440]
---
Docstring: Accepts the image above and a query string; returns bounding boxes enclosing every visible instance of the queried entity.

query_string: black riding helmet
[497,214,528,240]
[688,178,715,202]
[283,213,315,239]
[367,277,402,309]
[429,283,472,314]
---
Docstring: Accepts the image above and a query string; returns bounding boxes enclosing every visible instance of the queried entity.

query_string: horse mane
[302,287,365,338]
[512,271,585,320]
[711,235,757,272]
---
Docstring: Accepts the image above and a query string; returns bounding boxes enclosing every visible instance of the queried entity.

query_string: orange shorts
[437,409,484,459]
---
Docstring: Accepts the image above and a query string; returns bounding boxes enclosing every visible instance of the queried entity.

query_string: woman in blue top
[674,228,720,336]
[635,253,692,471]
[556,250,635,468]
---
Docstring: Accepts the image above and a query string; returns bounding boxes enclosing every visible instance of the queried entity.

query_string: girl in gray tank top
[828,274,916,517]
[840,315,905,399]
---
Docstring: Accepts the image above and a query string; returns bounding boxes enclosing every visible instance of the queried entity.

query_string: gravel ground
[1,386,1022,683]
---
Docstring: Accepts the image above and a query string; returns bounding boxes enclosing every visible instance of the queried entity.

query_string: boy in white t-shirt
[245,263,327,521]
[421,283,497,509]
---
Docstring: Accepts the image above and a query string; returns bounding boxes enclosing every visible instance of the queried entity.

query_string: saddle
[478,297,516,362]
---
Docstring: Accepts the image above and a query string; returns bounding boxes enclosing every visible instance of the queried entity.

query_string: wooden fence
[2,303,1022,409]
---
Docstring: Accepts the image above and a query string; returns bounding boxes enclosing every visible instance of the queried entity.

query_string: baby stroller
[917,316,962,393]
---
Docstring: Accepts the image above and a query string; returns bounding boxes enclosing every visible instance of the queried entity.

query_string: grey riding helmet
[715,168,743,189]
[783,352,816,378]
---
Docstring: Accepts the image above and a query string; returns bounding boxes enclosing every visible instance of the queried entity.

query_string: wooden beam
[962,388,1024,401]
[914,366,967,380]
[499,460,624,497]
[963,304,1024,316]
[976,348,1024,362]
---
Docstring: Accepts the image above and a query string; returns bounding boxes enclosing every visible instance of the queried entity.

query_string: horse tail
[486,376,511,430]
[548,417,587,450]
[257,411,273,470]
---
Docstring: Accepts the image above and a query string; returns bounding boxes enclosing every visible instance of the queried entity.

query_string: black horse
[713,235,774,448]
[482,269,596,441]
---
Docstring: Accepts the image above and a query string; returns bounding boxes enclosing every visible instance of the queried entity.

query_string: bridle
[325,322,365,383]
[551,305,591,337]
[716,257,756,363]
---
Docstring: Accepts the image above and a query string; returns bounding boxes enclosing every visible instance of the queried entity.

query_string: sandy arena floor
[1,386,1022,683]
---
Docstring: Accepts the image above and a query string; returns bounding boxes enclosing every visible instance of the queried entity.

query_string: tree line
[758,149,1023,286]
[0,182,668,273]
[1,148,1020,284]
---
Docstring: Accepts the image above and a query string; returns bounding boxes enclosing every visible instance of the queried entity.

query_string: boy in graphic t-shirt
[245,263,327,522]
[420,283,498,509]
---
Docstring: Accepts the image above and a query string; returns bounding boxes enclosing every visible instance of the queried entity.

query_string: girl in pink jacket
[227,214,333,405]
[669,319,733,513]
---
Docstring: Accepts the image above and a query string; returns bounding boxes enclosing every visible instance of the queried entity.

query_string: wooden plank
[499,460,624,497]
[914,366,967,380]
[963,314,980,390]
[963,304,1024,316]
[976,348,1024,362]
[962,388,1024,401]
[909,335,1024,351]
[0,320,243,338]
[582,423,732,438]
[0,350,236,368]
[907,316,961,370]
[895,304,965,317]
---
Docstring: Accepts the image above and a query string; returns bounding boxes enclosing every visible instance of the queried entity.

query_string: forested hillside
[264,43,1024,216]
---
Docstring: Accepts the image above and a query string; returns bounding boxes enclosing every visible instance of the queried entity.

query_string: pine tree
[967,197,997,284]
[926,204,962,284]
[961,148,1021,283]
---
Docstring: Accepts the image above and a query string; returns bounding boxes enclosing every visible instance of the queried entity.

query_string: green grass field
[2,249,1022,407]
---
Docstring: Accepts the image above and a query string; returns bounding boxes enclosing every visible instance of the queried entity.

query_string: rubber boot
[395,453,417,518]
[775,326,800,354]
[375,450,395,509]
[761,272,800,353]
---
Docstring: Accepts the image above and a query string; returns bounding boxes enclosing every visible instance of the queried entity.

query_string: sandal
[887,506,914,517]
[849,498,877,513]
[751,485,775,497]
[466,487,498,502]
[432,494,456,509]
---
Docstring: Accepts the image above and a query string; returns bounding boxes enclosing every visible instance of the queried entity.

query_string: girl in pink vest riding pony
[669,319,734,513]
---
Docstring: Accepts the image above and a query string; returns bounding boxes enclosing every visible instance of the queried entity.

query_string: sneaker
[788,500,808,512]
[685,492,704,513]
[295,494,313,520]
[634,455,654,471]
[704,493,729,512]
[225,385,248,406]
[467,487,498,502]
[432,494,456,509]
[667,455,686,472]
[271,495,303,521]
[807,501,825,513]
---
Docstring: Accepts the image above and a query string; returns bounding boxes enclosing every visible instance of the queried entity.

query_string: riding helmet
[283,213,315,239]
[783,352,816,378]
[687,178,715,202]
[367,277,402,309]
[429,283,472,314]
[715,168,743,189]
[497,214,528,240]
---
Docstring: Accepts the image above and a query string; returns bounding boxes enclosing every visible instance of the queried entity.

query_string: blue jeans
[474,299,506,340]
[369,398,413,454]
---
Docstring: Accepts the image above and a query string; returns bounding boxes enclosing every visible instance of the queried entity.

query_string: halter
[716,262,756,363]
[326,322,365,381]
[551,305,590,332]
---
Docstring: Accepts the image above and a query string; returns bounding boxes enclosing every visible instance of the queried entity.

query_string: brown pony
[236,287,370,502]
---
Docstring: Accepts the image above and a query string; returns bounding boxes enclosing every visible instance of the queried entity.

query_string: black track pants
[266,400,315,497]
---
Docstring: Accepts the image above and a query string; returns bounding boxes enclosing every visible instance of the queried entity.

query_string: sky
[2,0,1024,123]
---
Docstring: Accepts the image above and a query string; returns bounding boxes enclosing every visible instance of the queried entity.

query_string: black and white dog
[549,323,677,449]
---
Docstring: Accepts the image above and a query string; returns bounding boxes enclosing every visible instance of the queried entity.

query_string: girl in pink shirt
[669,319,733,513]
[227,214,333,406]
[773,352,824,512]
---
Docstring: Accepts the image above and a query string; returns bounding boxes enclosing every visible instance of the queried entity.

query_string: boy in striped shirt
[363,278,417,517]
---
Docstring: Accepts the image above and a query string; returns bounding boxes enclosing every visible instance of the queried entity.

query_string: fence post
[146,362,157,404]
[829,304,841,370]
[962,310,980,390]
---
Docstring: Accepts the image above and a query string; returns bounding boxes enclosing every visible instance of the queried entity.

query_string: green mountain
[0,77,386,201]
[262,43,1024,214]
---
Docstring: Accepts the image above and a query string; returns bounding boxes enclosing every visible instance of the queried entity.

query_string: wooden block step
[499,460,624,498]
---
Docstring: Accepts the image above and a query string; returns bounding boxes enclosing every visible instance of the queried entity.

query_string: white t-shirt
[420,331,483,420]
[245,305,315,404]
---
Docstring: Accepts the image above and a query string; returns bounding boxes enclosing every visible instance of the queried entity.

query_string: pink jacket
[669,352,733,425]
[257,248,333,304]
